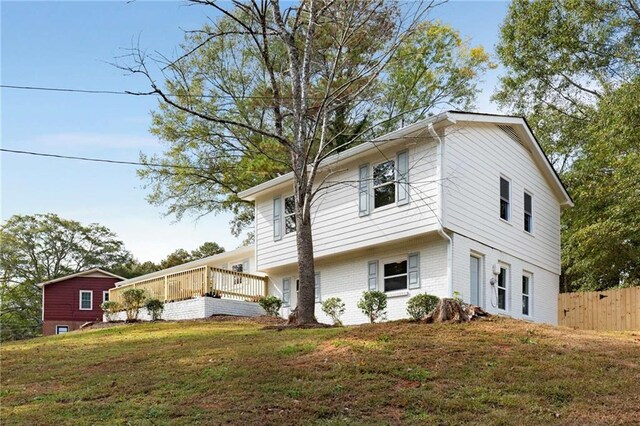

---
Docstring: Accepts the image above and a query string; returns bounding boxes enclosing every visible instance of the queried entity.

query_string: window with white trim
[103,291,109,303]
[56,325,69,334]
[284,195,296,234]
[522,274,531,316]
[373,160,396,208]
[497,267,508,310]
[79,290,93,310]
[500,177,510,221]
[383,260,407,292]
[524,192,533,232]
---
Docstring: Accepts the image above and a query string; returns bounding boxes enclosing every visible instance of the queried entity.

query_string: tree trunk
[294,202,317,325]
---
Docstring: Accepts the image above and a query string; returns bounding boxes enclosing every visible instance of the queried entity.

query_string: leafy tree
[159,248,193,270]
[494,0,640,172]
[561,78,640,290]
[190,241,225,259]
[111,260,160,279]
[494,0,640,291]
[0,214,132,340]
[127,1,493,324]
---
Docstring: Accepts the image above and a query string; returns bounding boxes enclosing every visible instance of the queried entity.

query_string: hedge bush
[321,297,346,326]
[258,295,283,317]
[357,291,387,323]
[406,293,440,321]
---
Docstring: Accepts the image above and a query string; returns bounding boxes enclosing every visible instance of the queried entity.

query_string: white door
[470,256,481,307]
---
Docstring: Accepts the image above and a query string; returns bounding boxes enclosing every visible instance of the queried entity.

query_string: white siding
[255,138,440,270]
[268,235,448,325]
[451,232,558,325]
[443,123,562,274]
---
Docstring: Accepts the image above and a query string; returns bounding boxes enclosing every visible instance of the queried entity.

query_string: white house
[238,111,572,325]
[109,111,572,326]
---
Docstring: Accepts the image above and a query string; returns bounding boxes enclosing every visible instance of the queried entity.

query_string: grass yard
[1,316,639,425]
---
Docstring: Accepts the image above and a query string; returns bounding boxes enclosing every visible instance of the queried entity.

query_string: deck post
[164,276,168,302]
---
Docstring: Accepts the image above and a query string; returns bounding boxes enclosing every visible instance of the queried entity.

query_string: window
[284,195,296,234]
[373,160,396,208]
[79,290,93,310]
[497,267,507,310]
[103,291,109,303]
[282,278,291,307]
[524,192,533,232]
[500,177,510,221]
[383,260,407,292]
[56,325,69,334]
[232,262,243,285]
[522,274,531,316]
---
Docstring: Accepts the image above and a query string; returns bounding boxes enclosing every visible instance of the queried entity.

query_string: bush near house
[357,291,387,323]
[258,295,283,317]
[321,297,346,326]
[122,288,146,322]
[406,293,440,321]
[100,301,122,322]
[145,299,165,321]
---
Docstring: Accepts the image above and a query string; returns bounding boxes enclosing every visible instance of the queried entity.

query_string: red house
[37,268,124,336]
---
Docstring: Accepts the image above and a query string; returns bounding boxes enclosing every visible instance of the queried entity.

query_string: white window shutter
[315,272,321,303]
[359,164,370,216]
[397,150,409,205]
[368,260,378,290]
[408,252,420,289]
[282,278,290,306]
[273,196,282,241]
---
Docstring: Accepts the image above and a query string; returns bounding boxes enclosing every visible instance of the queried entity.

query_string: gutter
[428,123,454,298]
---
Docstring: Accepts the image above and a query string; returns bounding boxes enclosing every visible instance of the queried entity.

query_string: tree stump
[423,298,489,323]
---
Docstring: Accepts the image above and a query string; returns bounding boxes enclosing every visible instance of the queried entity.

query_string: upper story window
[284,195,296,234]
[524,192,533,232]
[79,290,93,310]
[500,177,510,221]
[373,160,396,208]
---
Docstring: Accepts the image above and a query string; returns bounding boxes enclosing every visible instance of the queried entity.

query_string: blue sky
[1,1,509,262]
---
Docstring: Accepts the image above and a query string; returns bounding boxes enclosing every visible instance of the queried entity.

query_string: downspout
[428,123,454,298]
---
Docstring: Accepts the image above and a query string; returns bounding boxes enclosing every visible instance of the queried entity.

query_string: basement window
[56,325,69,334]
[383,260,407,292]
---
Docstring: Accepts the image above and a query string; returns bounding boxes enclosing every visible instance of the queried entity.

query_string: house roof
[238,110,573,207]
[114,245,255,287]
[36,268,125,288]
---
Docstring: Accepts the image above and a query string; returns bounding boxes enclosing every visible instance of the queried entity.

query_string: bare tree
[123,0,448,325]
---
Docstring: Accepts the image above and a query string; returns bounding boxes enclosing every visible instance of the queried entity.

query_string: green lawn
[1,316,639,425]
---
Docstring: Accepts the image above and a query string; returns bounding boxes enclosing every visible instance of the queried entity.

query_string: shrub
[406,293,440,321]
[357,291,387,323]
[101,301,122,322]
[321,297,346,326]
[258,295,283,317]
[122,288,146,322]
[320,297,344,325]
[145,298,165,321]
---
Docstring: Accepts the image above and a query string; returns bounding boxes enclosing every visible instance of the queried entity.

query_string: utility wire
[0,84,387,102]
[0,148,275,174]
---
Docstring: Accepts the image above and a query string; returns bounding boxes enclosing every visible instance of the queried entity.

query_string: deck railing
[109,266,267,304]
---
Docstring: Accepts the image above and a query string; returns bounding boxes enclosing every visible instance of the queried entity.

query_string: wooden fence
[558,287,640,331]
[109,266,267,304]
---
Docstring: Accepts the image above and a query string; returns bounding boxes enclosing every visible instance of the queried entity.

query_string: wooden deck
[109,266,268,304]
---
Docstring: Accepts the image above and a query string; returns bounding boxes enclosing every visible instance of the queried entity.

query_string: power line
[0,148,274,174]
[0,83,386,102]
